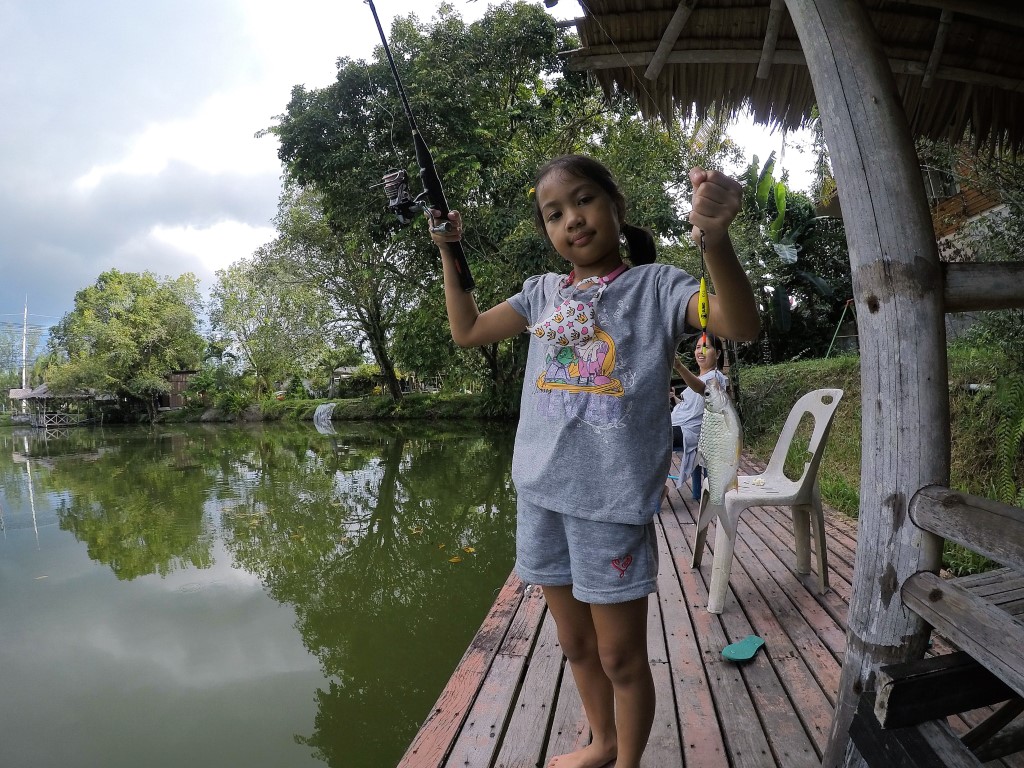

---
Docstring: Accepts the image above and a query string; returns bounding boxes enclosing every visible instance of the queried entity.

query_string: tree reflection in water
[220,422,517,766]
[2,421,516,767]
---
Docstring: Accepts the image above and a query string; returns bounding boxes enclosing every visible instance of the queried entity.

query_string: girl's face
[535,170,623,277]
[694,339,719,370]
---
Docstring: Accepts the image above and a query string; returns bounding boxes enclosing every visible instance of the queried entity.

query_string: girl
[672,334,729,501]
[429,155,758,768]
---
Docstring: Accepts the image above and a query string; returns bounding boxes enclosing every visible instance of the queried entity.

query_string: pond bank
[155,392,510,425]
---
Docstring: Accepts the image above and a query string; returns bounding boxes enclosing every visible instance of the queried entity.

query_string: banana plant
[740,153,849,352]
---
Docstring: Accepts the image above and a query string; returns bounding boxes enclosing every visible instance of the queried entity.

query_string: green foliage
[994,377,1024,506]
[47,269,205,421]
[184,360,256,416]
[209,256,334,397]
[919,139,1024,372]
[267,1,742,413]
[732,154,852,364]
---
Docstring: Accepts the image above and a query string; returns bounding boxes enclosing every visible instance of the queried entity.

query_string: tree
[262,186,411,400]
[48,269,205,421]
[268,1,738,411]
[209,254,334,397]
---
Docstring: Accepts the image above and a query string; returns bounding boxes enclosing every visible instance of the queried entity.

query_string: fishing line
[574,0,711,350]
[573,0,661,112]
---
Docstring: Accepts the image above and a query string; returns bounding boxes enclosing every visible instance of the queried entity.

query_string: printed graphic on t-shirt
[534,328,624,396]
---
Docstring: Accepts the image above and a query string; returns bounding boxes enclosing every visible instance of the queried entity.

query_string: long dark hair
[701,333,726,370]
[531,155,657,265]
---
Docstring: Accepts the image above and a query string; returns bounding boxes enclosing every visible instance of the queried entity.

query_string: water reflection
[0,421,517,768]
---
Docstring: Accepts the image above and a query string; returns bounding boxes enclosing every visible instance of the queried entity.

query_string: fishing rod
[364,0,475,292]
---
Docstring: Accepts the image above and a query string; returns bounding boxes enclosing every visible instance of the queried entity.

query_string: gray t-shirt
[507,263,699,525]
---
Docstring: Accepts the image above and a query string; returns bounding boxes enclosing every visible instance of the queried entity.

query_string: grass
[154,391,502,425]
[736,346,1024,575]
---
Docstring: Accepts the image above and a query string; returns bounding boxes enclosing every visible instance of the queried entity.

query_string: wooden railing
[851,486,1024,765]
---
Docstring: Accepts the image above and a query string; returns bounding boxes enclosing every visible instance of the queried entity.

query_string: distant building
[159,370,198,410]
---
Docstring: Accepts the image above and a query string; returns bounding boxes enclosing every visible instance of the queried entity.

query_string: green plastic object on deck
[722,634,765,662]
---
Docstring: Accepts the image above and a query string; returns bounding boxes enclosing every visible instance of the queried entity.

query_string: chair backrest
[764,388,845,486]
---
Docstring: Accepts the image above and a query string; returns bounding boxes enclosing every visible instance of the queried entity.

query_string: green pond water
[0,420,517,767]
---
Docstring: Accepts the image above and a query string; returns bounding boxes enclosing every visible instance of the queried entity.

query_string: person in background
[428,155,758,768]
[671,334,728,501]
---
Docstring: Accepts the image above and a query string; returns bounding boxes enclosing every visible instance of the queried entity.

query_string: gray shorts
[514,498,659,604]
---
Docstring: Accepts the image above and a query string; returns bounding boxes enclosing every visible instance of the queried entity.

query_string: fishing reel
[381,169,423,225]
[380,169,454,233]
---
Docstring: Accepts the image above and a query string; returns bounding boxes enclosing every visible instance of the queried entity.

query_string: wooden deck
[398,455,1024,768]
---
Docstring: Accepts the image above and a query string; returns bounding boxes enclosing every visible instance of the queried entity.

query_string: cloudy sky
[1,0,812,343]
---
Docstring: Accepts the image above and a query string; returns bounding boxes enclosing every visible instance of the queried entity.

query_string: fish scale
[697,377,742,505]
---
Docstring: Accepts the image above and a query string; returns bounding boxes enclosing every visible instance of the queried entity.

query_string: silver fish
[697,377,742,505]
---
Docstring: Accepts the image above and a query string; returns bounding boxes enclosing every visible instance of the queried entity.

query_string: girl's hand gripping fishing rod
[365,0,475,292]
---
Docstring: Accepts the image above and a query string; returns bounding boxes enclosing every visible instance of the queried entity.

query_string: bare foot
[547,742,616,768]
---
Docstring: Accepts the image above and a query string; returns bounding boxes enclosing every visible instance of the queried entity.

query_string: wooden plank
[655,512,730,768]
[738,516,848,662]
[643,560,685,768]
[956,567,1017,591]
[446,584,547,767]
[961,699,1024,752]
[850,691,984,768]
[542,657,589,765]
[660,512,778,767]
[493,609,563,768]
[874,651,1016,728]
[716,538,827,765]
[726,526,840,741]
[405,461,866,767]
[910,485,1024,569]
[974,716,1024,763]
[397,572,526,768]
[756,503,856,600]
[903,572,1024,702]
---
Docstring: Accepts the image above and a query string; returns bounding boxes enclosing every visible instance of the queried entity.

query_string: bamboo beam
[569,49,1024,93]
[644,0,698,81]
[780,1,950,766]
[889,59,1024,93]
[888,0,1024,29]
[943,262,1024,312]
[757,0,787,79]
[922,9,953,88]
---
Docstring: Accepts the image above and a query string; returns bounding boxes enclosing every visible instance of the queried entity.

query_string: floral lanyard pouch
[528,263,627,347]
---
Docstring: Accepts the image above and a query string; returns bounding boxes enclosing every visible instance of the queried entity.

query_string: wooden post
[782,1,950,766]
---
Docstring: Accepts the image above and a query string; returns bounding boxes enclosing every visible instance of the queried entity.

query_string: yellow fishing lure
[698,229,709,353]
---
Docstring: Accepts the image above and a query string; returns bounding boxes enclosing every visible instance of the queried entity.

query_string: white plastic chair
[691,388,844,614]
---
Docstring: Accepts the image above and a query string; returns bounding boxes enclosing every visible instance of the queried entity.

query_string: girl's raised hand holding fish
[685,168,760,344]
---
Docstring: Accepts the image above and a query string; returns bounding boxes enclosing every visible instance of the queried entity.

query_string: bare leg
[542,585,617,768]
[591,596,654,768]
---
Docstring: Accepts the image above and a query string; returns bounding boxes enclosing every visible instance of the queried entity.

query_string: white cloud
[728,110,818,193]
[3,0,817,324]
[150,221,277,275]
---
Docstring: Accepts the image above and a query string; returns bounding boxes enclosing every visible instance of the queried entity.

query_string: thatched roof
[8,384,113,401]
[562,0,1024,152]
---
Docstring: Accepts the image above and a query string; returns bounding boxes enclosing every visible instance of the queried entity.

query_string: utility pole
[21,296,28,413]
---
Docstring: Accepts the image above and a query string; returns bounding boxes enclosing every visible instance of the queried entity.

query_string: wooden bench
[851,487,1024,766]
